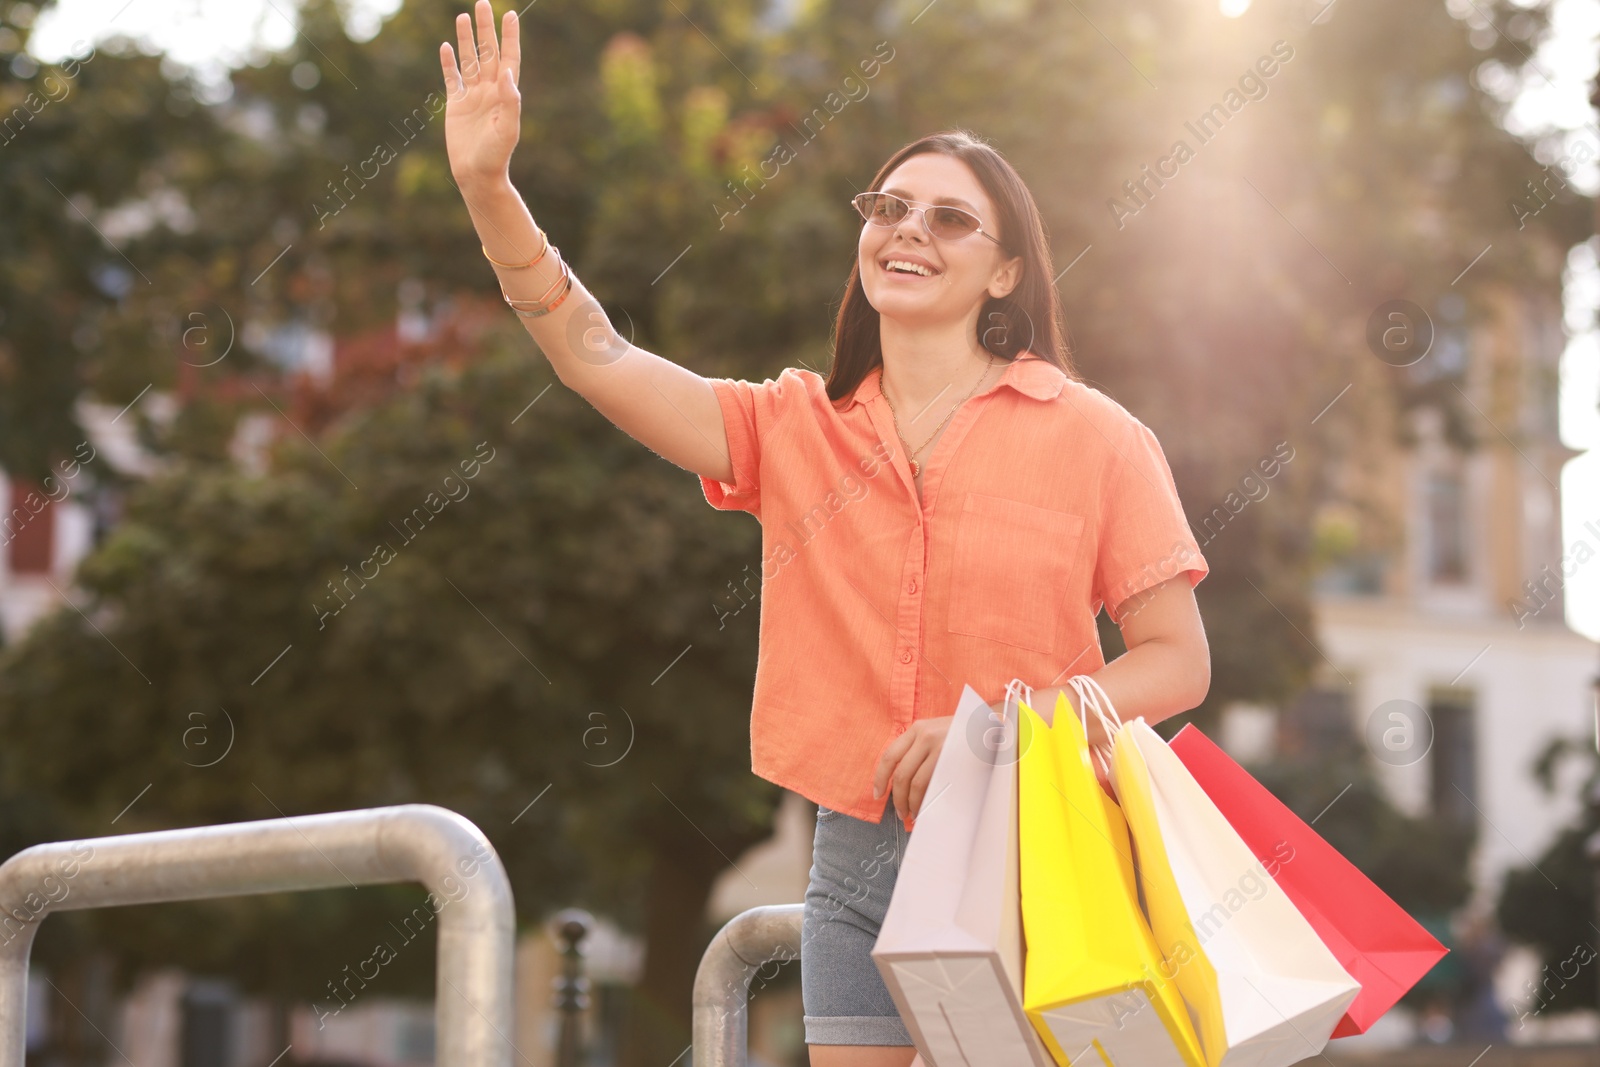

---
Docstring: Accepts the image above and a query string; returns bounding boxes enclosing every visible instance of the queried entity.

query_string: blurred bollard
[1591,672,1600,1016]
[549,907,593,1067]
[0,804,515,1067]
[1592,668,1599,755]
[1588,804,1600,1018]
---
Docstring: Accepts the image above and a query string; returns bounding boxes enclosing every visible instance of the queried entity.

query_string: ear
[987,253,1024,300]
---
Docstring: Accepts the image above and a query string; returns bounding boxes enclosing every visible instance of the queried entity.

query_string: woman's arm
[441,2,733,484]
[1034,574,1210,752]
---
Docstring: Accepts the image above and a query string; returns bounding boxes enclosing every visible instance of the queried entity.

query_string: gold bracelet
[506,271,573,318]
[482,228,550,270]
[501,246,566,310]
[501,252,572,318]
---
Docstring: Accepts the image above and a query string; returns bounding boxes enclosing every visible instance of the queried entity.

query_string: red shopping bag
[1168,724,1448,1038]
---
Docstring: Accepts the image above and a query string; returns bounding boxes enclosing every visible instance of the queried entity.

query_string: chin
[873,305,952,329]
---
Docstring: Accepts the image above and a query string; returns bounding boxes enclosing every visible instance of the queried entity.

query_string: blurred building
[0,278,460,645]
[0,396,164,643]
[1249,275,1599,1047]
[1298,279,1596,913]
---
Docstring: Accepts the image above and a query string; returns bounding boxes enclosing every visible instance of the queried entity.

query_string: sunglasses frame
[851,191,1004,247]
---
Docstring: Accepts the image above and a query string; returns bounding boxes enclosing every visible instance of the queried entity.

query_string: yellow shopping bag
[1019,690,1206,1067]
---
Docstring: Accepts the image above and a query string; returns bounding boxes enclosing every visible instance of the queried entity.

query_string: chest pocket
[946,492,1087,655]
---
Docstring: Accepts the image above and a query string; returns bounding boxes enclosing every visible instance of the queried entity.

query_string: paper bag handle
[1001,677,1032,723]
[1066,674,1123,777]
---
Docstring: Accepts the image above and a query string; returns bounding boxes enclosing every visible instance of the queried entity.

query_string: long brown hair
[825,129,1078,404]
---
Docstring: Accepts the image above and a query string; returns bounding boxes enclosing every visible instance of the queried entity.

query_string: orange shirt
[698,353,1208,825]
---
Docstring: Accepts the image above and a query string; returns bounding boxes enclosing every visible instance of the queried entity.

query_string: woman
[440,4,1212,1064]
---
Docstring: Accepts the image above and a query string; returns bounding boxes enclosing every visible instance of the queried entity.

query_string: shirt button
[907,578,918,595]
[900,649,914,664]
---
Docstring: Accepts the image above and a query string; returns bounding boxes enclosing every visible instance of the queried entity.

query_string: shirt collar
[842,352,1067,410]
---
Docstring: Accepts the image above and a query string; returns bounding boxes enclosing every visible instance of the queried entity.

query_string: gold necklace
[881,356,1000,477]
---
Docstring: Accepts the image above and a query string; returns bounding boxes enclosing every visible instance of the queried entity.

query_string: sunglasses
[851,192,1004,246]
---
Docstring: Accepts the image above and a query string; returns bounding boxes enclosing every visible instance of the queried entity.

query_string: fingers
[502,9,521,87]
[889,734,934,818]
[906,756,935,819]
[438,41,465,98]
[1093,752,1115,797]
[474,0,500,81]
[454,11,478,84]
[872,729,914,799]
[1083,707,1104,749]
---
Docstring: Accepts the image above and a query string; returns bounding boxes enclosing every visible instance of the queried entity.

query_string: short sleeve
[698,374,791,520]
[1092,418,1209,624]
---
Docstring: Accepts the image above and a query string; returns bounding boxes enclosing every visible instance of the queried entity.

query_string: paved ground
[1322,1045,1599,1067]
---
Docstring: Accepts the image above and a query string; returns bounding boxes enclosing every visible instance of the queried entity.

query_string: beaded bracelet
[481,228,551,270]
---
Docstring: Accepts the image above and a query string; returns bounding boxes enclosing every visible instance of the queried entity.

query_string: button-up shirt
[698,352,1208,824]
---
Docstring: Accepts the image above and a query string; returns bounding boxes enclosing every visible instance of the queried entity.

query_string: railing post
[0,804,515,1067]
[550,907,592,1067]
[691,904,802,1067]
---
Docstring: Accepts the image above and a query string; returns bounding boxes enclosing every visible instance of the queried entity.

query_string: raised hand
[439,0,522,187]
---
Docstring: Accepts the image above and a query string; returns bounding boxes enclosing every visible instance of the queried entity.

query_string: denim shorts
[800,800,914,1046]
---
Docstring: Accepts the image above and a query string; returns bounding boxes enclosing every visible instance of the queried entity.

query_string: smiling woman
[438,6,1210,1062]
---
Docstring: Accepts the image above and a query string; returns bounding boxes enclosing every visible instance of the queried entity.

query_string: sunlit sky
[19,0,1600,641]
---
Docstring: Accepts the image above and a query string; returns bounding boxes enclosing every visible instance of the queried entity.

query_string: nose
[896,211,934,247]
[891,207,931,244]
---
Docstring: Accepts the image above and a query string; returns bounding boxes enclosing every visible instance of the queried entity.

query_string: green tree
[1497,736,1600,1018]
[0,340,782,1060]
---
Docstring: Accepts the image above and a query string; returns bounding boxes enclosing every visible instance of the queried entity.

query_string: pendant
[909,458,920,476]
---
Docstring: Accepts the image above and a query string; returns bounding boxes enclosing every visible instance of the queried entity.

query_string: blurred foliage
[1248,740,1478,1016]
[0,343,776,1057]
[1249,751,1477,916]
[1497,736,1600,1017]
[0,0,1587,1060]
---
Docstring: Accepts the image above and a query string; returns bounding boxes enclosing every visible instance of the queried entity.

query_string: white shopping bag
[871,680,1055,1067]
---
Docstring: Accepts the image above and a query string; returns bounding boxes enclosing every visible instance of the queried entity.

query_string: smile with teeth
[883,258,938,277]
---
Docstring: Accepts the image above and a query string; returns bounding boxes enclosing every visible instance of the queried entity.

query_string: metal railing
[692,903,803,1067]
[0,803,515,1067]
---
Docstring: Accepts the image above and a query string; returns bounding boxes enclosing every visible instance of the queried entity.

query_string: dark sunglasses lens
[928,206,978,239]
[861,193,904,224]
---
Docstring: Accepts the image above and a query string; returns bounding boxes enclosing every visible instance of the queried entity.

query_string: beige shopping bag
[871,680,1055,1067]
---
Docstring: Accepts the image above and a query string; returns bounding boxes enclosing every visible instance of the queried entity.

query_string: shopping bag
[1073,675,1361,1067]
[1018,678,1207,1067]
[872,680,1055,1066]
[1167,723,1447,1037]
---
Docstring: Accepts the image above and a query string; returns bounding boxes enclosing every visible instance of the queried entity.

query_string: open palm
[439,0,522,185]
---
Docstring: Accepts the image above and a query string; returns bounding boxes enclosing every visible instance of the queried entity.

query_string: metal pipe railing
[692,903,803,1067]
[0,803,515,1067]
